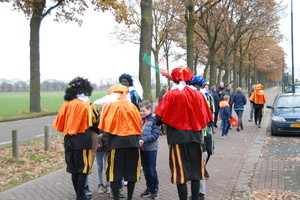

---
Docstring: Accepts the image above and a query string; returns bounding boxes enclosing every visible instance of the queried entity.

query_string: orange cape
[249,90,266,104]
[52,99,93,135]
[99,101,142,136]
[155,87,213,131]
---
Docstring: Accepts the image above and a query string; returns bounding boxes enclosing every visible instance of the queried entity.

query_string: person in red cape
[249,83,267,128]
[53,77,99,200]
[155,66,213,200]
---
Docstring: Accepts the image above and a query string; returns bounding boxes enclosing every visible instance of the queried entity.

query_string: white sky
[0,1,299,84]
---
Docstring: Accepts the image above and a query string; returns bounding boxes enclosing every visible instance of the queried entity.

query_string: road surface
[0,115,60,147]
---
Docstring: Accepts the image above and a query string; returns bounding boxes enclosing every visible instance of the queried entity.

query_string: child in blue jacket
[219,95,233,139]
[139,100,161,199]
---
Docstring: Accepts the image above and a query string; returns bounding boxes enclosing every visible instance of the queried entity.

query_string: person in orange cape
[155,66,213,200]
[249,84,267,128]
[52,77,99,200]
[95,84,142,200]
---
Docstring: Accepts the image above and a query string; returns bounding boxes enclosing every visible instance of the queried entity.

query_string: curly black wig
[119,73,133,86]
[64,77,93,101]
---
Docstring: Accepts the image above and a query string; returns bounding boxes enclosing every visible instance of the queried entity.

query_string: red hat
[171,66,194,82]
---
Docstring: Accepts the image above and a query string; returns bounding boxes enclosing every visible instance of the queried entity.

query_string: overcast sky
[0,1,299,84]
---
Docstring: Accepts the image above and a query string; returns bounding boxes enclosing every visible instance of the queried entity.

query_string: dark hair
[204,83,210,89]
[119,74,133,86]
[64,77,93,101]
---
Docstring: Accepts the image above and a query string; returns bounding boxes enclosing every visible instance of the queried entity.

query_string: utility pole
[291,0,295,93]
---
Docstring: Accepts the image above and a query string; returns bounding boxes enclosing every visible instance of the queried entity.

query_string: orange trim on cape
[52,99,92,135]
[99,101,142,136]
[249,90,266,105]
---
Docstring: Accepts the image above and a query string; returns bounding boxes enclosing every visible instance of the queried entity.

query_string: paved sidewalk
[0,88,282,200]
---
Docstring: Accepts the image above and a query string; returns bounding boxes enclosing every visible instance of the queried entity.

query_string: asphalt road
[0,115,60,147]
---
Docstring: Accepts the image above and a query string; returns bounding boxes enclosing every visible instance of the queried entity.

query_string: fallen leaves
[0,134,65,192]
[250,190,300,200]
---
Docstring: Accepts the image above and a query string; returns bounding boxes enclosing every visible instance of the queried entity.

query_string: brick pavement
[0,87,284,200]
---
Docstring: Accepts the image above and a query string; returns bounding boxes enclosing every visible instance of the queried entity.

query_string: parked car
[266,93,300,135]
[284,86,300,93]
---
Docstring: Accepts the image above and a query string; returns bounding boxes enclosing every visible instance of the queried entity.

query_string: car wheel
[271,127,277,136]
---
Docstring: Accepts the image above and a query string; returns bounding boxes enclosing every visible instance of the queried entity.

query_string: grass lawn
[0,91,106,121]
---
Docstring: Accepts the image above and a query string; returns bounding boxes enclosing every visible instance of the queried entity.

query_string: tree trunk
[194,51,199,75]
[238,44,243,87]
[29,10,43,112]
[217,67,222,87]
[247,62,251,94]
[153,50,160,98]
[139,0,153,100]
[203,65,208,82]
[209,48,217,86]
[185,4,195,72]
[222,41,229,84]
[232,43,238,91]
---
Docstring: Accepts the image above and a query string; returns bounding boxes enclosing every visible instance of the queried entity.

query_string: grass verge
[0,134,65,192]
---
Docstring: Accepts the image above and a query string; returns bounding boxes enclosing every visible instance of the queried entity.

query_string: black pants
[254,108,263,125]
[213,112,219,126]
[72,173,87,200]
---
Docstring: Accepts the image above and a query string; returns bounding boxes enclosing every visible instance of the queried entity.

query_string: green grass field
[0,91,106,121]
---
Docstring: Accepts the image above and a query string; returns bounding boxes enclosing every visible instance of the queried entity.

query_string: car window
[276,96,300,107]
[284,86,300,93]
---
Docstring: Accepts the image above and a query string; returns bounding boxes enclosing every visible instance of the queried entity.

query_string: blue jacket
[219,101,233,120]
[140,113,161,151]
[230,92,247,110]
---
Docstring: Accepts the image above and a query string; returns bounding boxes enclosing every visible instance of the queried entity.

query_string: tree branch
[42,0,64,18]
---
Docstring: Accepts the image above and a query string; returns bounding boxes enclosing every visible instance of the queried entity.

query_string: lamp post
[282,57,285,92]
[291,0,295,93]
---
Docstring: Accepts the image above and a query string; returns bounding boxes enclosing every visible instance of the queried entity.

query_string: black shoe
[141,188,151,198]
[237,127,240,132]
[151,190,159,199]
[77,196,93,200]
[199,193,205,200]
[214,125,218,128]
[241,126,243,130]
[258,124,261,128]
[204,170,209,179]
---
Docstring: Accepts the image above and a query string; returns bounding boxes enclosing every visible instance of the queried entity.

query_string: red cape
[155,87,213,131]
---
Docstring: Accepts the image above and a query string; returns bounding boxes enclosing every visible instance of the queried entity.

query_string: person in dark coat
[217,82,225,99]
[220,83,233,100]
[210,86,220,128]
[158,84,168,102]
[219,95,233,139]
[230,87,247,131]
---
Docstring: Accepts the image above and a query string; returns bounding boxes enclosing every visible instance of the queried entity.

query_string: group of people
[206,82,267,138]
[52,66,267,200]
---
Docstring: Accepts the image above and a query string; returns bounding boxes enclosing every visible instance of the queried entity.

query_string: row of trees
[0,77,161,92]
[116,0,286,96]
[1,0,286,112]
